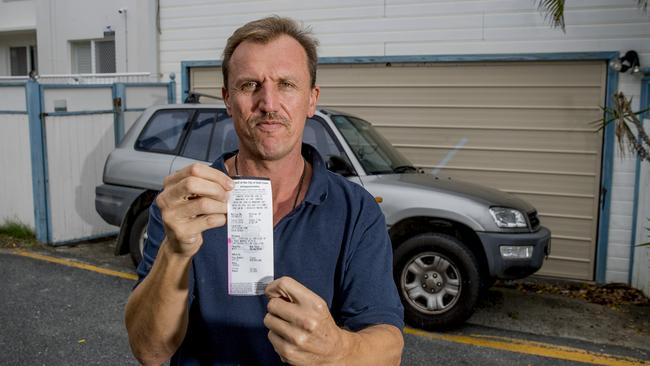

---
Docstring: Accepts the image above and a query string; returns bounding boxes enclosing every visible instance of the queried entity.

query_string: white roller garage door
[188,60,606,280]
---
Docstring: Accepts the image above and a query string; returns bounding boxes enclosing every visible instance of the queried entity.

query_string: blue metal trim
[26,80,49,243]
[112,83,126,144]
[179,52,618,102]
[629,75,650,284]
[44,110,114,117]
[50,231,119,246]
[40,84,112,89]
[168,77,176,104]
[182,53,621,282]
[595,54,621,284]
[40,84,53,243]
[0,81,27,86]
[0,110,27,114]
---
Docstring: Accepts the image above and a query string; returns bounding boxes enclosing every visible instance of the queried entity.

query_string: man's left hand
[264,276,351,365]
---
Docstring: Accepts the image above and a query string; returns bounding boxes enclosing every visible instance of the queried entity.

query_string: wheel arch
[389,216,491,282]
[114,190,158,256]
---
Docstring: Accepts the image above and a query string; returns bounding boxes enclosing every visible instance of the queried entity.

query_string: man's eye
[279,81,295,89]
[240,81,258,91]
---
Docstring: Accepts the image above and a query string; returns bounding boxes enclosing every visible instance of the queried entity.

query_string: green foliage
[0,220,35,240]
[536,0,648,33]
[536,0,566,32]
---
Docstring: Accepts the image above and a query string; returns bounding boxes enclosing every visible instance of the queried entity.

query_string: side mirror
[326,155,355,177]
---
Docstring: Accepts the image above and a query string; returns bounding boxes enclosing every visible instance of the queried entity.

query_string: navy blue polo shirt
[136,144,404,365]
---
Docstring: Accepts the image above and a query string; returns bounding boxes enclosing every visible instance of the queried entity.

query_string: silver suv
[96,102,551,329]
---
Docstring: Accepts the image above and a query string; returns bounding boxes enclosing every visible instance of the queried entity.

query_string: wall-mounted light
[610,50,641,74]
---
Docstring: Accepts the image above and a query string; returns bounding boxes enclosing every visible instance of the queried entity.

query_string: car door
[126,108,195,190]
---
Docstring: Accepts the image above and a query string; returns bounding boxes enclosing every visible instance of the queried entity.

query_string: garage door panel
[329,106,602,130]
[318,61,604,86]
[513,193,594,218]
[192,61,606,281]
[378,126,601,152]
[320,86,602,108]
[540,216,594,240]
[398,147,598,175]
[443,169,597,197]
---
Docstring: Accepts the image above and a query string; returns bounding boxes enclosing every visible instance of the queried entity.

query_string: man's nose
[257,84,278,113]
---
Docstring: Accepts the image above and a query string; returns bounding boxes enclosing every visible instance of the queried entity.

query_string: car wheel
[129,209,149,267]
[394,233,480,330]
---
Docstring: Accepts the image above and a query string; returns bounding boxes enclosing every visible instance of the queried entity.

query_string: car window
[181,109,229,161]
[304,118,355,176]
[332,114,411,175]
[135,110,192,153]
[207,116,238,162]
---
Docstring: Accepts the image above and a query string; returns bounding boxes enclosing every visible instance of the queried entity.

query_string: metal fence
[0,74,175,244]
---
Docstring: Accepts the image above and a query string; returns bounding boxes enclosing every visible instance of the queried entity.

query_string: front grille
[528,211,540,230]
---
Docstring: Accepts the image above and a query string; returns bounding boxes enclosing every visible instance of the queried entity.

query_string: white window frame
[71,37,115,74]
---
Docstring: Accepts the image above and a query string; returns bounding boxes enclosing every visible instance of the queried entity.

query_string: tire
[128,209,149,267]
[393,233,480,330]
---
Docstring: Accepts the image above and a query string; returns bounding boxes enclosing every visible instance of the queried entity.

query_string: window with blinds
[70,38,115,74]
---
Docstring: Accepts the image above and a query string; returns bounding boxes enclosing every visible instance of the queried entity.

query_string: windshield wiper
[393,165,418,173]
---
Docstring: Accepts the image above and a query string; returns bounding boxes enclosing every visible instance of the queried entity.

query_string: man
[125,16,404,365]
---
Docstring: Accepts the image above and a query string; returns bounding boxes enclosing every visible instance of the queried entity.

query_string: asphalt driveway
[1,239,649,365]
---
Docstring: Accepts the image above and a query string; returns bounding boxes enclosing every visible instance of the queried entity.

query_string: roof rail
[184,90,222,103]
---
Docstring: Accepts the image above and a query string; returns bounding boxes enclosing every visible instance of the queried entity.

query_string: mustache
[250,112,289,126]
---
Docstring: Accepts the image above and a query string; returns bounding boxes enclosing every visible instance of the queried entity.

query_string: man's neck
[228,147,311,225]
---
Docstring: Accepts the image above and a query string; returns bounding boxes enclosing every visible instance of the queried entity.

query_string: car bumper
[477,226,551,280]
[95,184,145,226]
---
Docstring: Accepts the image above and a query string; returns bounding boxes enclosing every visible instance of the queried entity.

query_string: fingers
[265,277,324,309]
[156,163,234,257]
[163,163,235,192]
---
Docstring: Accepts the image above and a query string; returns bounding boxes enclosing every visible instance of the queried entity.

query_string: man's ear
[307,86,320,117]
[222,86,232,115]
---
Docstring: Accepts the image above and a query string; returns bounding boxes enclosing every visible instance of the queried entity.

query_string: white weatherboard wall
[159,0,650,284]
[633,119,650,297]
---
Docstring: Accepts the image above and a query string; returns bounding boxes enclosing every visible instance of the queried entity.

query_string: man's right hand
[155,163,235,258]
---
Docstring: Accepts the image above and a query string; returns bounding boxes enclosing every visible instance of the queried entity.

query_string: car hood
[364,173,535,213]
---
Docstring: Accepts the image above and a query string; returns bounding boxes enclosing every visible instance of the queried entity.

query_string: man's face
[222,35,320,161]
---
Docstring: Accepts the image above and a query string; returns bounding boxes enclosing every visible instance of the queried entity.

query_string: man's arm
[124,163,233,365]
[264,277,404,366]
[124,241,193,365]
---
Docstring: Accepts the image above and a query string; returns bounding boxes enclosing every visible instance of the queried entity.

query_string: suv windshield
[331,114,416,175]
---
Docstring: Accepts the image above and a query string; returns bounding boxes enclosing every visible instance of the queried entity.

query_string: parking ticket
[227,177,274,295]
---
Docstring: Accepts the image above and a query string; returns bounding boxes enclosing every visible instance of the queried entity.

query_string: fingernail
[227,179,235,190]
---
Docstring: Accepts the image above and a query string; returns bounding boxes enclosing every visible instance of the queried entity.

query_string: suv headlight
[489,207,527,228]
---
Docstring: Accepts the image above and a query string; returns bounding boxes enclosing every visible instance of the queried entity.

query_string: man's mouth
[253,118,288,132]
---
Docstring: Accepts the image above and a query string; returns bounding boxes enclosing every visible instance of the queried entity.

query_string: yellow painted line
[8,249,138,281]
[405,327,650,366]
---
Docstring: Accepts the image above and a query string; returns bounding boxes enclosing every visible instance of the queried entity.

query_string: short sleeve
[336,191,404,332]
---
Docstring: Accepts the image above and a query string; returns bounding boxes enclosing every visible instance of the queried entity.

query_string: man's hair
[222,16,319,88]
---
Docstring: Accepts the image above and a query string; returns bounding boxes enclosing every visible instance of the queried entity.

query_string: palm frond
[590,92,650,163]
[536,0,566,32]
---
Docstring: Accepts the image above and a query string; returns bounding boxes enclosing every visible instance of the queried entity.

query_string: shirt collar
[212,143,329,206]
